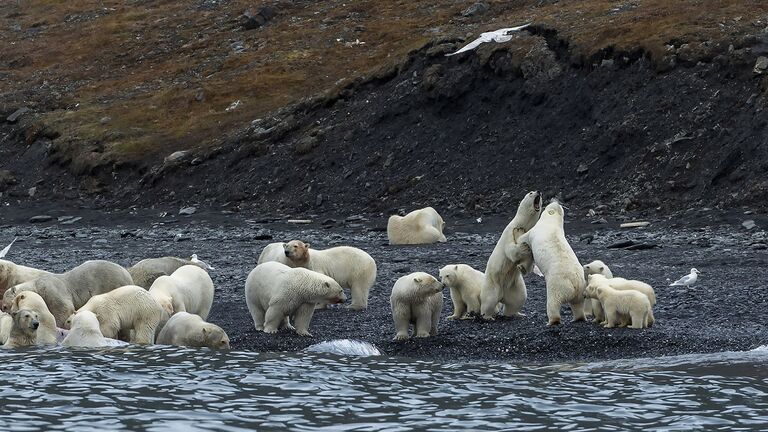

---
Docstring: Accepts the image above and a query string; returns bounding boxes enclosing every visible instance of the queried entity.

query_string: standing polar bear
[259,240,377,310]
[585,277,653,329]
[387,207,447,245]
[1,260,133,326]
[245,262,347,336]
[71,285,163,344]
[62,311,111,347]
[9,291,58,345]
[148,265,215,332]
[480,191,542,319]
[439,264,484,319]
[516,200,586,326]
[390,272,444,340]
[582,260,614,321]
[157,312,230,349]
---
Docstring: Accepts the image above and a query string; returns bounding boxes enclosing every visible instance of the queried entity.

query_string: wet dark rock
[6,107,29,123]
[607,240,635,249]
[179,206,197,216]
[240,6,277,30]
[461,2,489,17]
[625,243,659,250]
[29,215,53,223]
[0,170,17,191]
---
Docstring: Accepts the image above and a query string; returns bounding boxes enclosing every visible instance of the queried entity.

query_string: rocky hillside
[2,0,768,217]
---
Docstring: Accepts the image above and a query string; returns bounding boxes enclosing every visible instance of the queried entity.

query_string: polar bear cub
[439,264,484,319]
[9,291,58,345]
[387,207,447,245]
[582,260,614,321]
[261,240,377,310]
[149,265,215,332]
[3,309,40,348]
[481,191,542,319]
[390,272,444,340]
[587,274,656,326]
[71,285,163,344]
[157,312,230,349]
[62,311,110,347]
[245,262,346,336]
[585,277,653,329]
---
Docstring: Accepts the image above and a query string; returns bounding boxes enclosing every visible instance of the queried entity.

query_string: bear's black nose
[284,251,290,256]
[32,322,39,329]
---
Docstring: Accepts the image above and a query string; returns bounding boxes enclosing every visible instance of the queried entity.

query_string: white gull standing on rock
[670,268,700,287]
[445,23,532,56]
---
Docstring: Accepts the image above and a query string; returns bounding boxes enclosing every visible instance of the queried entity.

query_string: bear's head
[284,240,310,262]
[438,265,459,287]
[320,279,347,304]
[584,274,609,299]
[1,283,20,312]
[71,310,101,331]
[413,273,444,297]
[506,242,534,275]
[517,191,543,224]
[154,294,175,317]
[12,308,40,334]
[201,324,231,350]
[583,260,608,280]
[10,290,45,314]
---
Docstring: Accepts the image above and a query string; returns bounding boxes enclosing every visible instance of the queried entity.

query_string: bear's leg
[414,314,432,338]
[480,281,501,320]
[250,305,265,331]
[392,306,410,341]
[263,307,285,334]
[314,301,329,311]
[132,321,156,344]
[647,309,655,327]
[583,299,593,317]
[463,293,481,318]
[629,310,646,329]
[592,300,605,323]
[447,287,465,320]
[546,296,562,326]
[430,305,440,336]
[291,303,316,336]
[501,276,527,318]
[349,284,368,310]
[603,309,618,328]
[570,298,586,322]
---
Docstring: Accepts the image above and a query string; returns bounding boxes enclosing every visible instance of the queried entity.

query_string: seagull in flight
[670,268,700,287]
[0,238,16,259]
[446,23,531,57]
[190,254,215,271]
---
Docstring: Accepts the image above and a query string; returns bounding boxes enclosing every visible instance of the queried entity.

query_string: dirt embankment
[1,1,768,218]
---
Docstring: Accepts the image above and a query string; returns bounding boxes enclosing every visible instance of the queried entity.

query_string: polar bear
[516,200,585,326]
[582,260,614,321]
[71,285,163,344]
[387,207,447,245]
[127,256,207,289]
[585,279,652,328]
[3,309,40,348]
[257,243,290,265]
[156,312,230,349]
[587,274,656,326]
[0,312,11,345]
[0,259,49,298]
[9,291,58,345]
[245,262,346,336]
[61,310,110,347]
[390,272,443,340]
[279,241,376,310]
[2,260,133,326]
[480,191,542,319]
[148,265,215,332]
[439,264,484,319]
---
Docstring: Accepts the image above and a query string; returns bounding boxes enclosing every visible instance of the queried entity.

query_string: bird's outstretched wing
[0,238,16,258]
[445,37,487,56]
[190,254,215,271]
[669,274,691,286]
[445,23,532,57]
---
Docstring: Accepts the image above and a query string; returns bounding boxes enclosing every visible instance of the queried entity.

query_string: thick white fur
[72,285,163,344]
[3,309,39,348]
[10,291,58,345]
[480,191,542,319]
[149,265,215,333]
[0,312,11,345]
[128,256,205,288]
[0,260,49,298]
[2,260,133,326]
[62,310,110,347]
[387,207,447,245]
[156,312,230,349]
[585,281,653,329]
[587,274,656,326]
[257,243,290,265]
[281,241,377,310]
[390,272,443,340]
[439,264,484,319]
[582,260,614,321]
[518,200,585,326]
[245,262,346,336]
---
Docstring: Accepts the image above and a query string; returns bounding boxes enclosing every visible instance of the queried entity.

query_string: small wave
[304,339,382,356]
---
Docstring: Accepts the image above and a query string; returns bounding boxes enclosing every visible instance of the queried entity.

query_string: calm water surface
[1,344,767,431]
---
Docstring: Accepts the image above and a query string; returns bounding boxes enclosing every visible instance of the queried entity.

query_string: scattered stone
[27,187,36,197]
[620,221,651,228]
[60,217,82,225]
[346,215,366,222]
[179,206,197,216]
[287,219,312,224]
[607,240,635,249]
[576,163,589,174]
[6,107,29,123]
[174,233,192,242]
[93,239,108,245]
[294,135,318,155]
[29,215,53,223]
[120,230,140,238]
[164,151,191,166]
[742,219,756,230]
[591,218,608,224]
[625,243,659,251]
[754,56,768,74]
[587,209,596,217]
[461,2,489,17]
[580,234,594,244]
[252,233,273,240]
[322,218,337,226]
[100,116,111,124]
[316,194,323,206]
[240,6,277,30]
[752,243,767,250]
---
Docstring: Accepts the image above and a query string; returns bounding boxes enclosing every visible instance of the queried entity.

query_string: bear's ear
[324,281,330,288]
[413,276,422,284]
[201,327,208,334]
[454,265,458,270]
[11,310,18,318]
[599,266,604,272]
[304,242,310,249]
